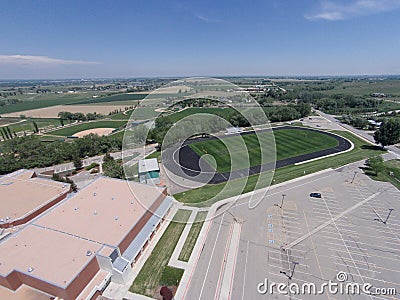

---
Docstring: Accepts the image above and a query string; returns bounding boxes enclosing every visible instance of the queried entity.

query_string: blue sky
[0,0,400,79]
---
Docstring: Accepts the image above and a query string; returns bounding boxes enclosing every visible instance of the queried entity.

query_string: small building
[138,158,160,185]
[367,119,382,128]
[226,127,242,135]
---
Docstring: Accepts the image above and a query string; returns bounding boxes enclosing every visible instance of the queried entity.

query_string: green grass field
[48,120,127,136]
[189,129,339,173]
[130,209,191,297]
[174,131,385,207]
[178,211,208,262]
[0,92,103,115]
[366,159,400,190]
[70,93,147,105]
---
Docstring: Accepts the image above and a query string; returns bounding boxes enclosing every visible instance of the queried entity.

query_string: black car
[310,192,322,198]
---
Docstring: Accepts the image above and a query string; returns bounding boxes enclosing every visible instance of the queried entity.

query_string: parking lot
[184,163,400,299]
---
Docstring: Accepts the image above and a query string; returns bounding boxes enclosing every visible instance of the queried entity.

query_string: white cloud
[195,14,219,23]
[306,0,400,21]
[0,55,100,65]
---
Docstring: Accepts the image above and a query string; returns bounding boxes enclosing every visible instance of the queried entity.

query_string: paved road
[317,110,400,159]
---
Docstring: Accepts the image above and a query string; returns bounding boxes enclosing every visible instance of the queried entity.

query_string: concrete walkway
[168,207,199,269]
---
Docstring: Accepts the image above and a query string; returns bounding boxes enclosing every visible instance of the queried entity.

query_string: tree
[32,121,39,133]
[102,153,124,179]
[367,156,383,175]
[73,155,83,169]
[374,119,400,148]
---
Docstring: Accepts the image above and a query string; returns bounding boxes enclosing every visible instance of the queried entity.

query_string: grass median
[178,211,208,262]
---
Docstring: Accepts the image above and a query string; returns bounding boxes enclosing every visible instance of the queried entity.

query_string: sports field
[189,128,339,173]
[48,120,126,137]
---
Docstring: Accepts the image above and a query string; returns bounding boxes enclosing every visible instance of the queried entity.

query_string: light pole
[225,211,238,223]
[274,194,286,209]
[351,171,358,183]
[280,261,299,280]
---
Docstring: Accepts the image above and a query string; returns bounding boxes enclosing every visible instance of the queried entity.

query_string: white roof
[138,158,159,173]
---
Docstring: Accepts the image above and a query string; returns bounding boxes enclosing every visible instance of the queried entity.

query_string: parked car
[310,192,322,198]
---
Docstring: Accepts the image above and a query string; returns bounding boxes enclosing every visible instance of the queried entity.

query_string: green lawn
[129,209,191,297]
[174,131,385,207]
[366,159,400,190]
[5,118,62,133]
[178,211,208,262]
[48,120,127,136]
[189,129,339,173]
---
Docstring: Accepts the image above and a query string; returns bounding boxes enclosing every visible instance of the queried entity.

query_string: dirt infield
[72,128,115,138]
[162,126,352,184]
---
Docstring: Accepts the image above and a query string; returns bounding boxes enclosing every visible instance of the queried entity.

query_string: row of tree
[0,133,123,175]
[57,111,103,122]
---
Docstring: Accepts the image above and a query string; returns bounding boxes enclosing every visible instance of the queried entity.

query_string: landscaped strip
[178,211,208,262]
[366,159,400,190]
[129,209,191,298]
[174,131,385,207]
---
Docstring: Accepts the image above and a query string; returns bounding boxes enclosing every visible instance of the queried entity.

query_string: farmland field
[70,93,148,105]
[0,91,104,114]
[2,104,128,118]
[48,120,127,136]
[189,128,339,173]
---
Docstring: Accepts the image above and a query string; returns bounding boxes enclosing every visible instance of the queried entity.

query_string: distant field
[0,92,103,114]
[162,107,233,123]
[70,93,148,105]
[0,117,23,126]
[322,80,400,96]
[2,104,128,118]
[189,128,339,173]
[48,120,127,136]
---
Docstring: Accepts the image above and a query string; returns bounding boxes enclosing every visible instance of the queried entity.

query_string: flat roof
[35,177,166,247]
[138,158,159,173]
[0,284,52,300]
[0,225,102,288]
[0,170,69,225]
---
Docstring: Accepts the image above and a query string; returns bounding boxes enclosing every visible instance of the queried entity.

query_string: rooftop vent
[114,216,119,221]
[112,197,115,201]
[93,192,97,196]
[74,207,79,211]
[131,201,134,205]
[28,267,34,273]
[62,184,66,188]
[86,250,92,256]
[0,219,4,223]
[93,211,98,215]
[5,217,10,221]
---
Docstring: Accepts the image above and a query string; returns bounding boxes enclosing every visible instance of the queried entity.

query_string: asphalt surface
[163,126,352,184]
[184,162,400,299]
